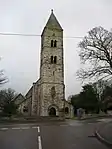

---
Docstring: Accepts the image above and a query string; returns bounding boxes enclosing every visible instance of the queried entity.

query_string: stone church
[19,10,73,118]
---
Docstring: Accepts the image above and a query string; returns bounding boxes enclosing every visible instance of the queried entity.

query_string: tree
[93,80,109,109]
[71,94,81,115]
[2,101,18,116]
[0,88,18,116]
[77,26,112,81]
[101,84,112,113]
[80,84,99,113]
[71,84,99,114]
[0,70,7,85]
[93,80,107,98]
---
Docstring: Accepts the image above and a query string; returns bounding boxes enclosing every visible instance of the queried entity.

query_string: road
[0,117,111,149]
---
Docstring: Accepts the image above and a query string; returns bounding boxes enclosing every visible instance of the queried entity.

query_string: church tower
[39,10,65,116]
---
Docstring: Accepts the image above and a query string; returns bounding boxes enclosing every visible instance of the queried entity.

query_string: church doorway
[49,107,56,116]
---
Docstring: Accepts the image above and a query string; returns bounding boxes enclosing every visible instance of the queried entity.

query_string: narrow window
[54,56,57,64]
[54,40,57,47]
[65,107,69,114]
[51,56,53,63]
[51,86,56,98]
[51,40,53,47]
[51,86,55,92]
[23,106,28,113]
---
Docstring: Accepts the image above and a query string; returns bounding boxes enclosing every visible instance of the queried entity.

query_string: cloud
[0,0,112,98]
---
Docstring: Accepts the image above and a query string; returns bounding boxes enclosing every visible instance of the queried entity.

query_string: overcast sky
[0,0,112,98]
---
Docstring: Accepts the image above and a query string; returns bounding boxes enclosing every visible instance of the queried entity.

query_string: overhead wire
[0,32,84,39]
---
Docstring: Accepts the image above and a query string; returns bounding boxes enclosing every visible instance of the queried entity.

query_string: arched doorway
[49,107,56,116]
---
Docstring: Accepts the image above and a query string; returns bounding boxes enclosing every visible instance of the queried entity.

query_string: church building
[19,10,73,118]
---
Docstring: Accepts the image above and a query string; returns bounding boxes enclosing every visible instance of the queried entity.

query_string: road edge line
[38,136,42,149]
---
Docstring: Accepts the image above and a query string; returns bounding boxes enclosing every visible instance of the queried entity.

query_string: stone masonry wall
[40,26,65,116]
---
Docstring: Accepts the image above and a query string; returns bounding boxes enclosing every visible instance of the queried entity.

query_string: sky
[0,0,112,98]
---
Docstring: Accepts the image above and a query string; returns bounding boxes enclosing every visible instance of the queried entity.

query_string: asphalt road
[0,118,110,149]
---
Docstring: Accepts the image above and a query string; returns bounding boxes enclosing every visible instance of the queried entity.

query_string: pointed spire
[45,10,63,30]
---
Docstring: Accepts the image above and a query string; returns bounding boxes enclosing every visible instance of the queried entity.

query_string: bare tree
[0,70,7,85]
[77,26,112,81]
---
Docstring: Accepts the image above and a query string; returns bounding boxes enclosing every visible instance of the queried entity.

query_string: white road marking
[21,127,30,129]
[0,126,39,131]
[38,136,42,149]
[0,123,38,128]
[38,126,40,133]
[1,128,8,130]
[32,126,38,129]
[12,127,20,130]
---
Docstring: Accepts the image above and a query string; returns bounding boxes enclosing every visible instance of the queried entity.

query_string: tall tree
[71,94,80,115]
[77,26,112,81]
[71,94,81,108]
[0,88,18,116]
[80,84,99,112]
[71,84,99,113]
[101,84,112,104]
[93,80,108,101]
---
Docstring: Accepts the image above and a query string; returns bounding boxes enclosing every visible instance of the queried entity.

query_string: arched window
[23,106,28,113]
[51,40,57,47]
[51,40,54,47]
[54,40,57,47]
[54,56,57,64]
[51,86,56,98]
[65,107,69,114]
[51,56,53,63]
